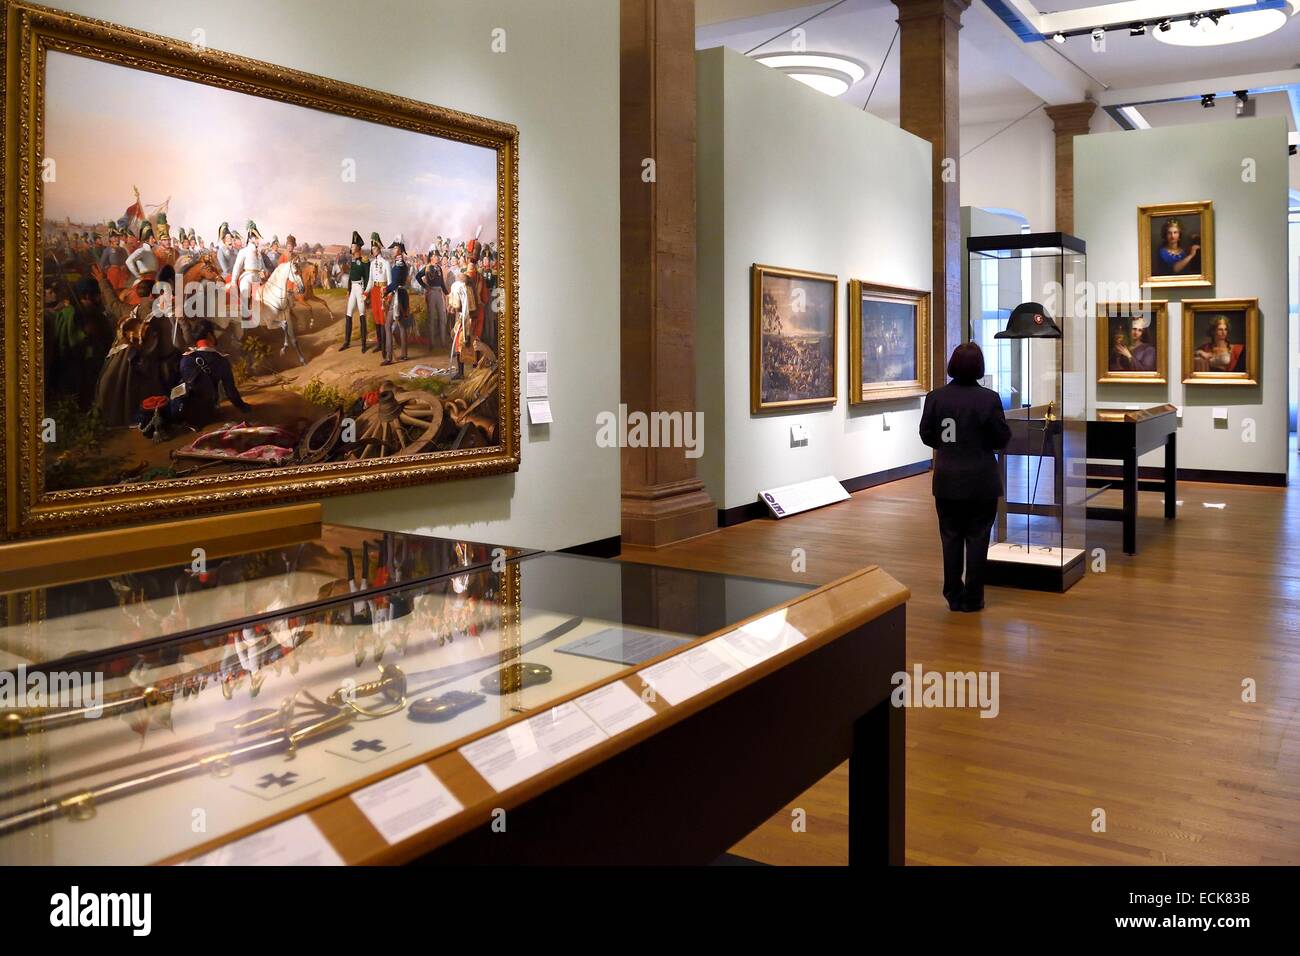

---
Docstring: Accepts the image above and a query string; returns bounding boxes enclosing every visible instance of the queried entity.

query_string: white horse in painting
[248,259,306,365]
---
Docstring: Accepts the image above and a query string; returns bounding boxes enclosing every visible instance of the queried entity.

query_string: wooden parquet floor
[621,462,1300,865]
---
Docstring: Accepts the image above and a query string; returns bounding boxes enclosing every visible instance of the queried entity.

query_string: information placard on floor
[759,475,849,518]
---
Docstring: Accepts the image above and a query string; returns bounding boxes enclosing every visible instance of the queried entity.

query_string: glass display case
[968,232,1087,592]
[0,528,811,864]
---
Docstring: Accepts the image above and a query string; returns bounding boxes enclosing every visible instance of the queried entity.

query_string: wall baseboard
[718,459,933,528]
[1088,464,1287,488]
[559,535,622,559]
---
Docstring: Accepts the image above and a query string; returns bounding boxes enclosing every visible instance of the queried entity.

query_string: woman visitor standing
[919,342,1011,612]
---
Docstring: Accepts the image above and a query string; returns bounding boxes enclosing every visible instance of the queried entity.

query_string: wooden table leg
[1123,449,1138,555]
[849,696,905,866]
[1164,432,1177,520]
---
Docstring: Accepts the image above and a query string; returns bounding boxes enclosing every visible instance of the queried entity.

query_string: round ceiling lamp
[1153,3,1297,47]
[752,52,868,97]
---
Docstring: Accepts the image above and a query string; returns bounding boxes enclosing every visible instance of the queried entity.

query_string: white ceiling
[695,0,1300,127]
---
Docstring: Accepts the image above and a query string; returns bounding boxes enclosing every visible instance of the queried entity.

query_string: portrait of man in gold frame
[1180,298,1260,387]
[1138,200,1214,288]
[0,1,520,540]
[1096,300,1168,385]
[750,264,838,413]
[848,280,930,404]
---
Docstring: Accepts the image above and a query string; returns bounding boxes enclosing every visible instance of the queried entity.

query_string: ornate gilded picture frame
[1,1,520,539]
[848,280,930,404]
[1180,298,1260,386]
[751,264,838,413]
[1138,200,1214,288]
[1096,300,1168,385]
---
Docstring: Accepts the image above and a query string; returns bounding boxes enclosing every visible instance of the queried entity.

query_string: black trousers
[934,497,998,606]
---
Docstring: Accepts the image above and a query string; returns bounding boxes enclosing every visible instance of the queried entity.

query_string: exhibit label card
[526,351,549,398]
[574,680,656,736]
[640,644,742,706]
[557,626,693,665]
[459,702,608,792]
[351,764,463,845]
[184,815,342,866]
[527,398,553,424]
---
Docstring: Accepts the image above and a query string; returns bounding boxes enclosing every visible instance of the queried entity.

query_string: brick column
[892,0,970,386]
[620,0,717,547]
[1044,102,1096,234]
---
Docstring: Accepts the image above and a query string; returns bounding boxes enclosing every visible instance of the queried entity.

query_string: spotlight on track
[1189,13,1202,27]
[1158,19,1172,32]
[1200,92,1216,108]
[1051,31,1066,44]
[1091,28,1105,42]
[1130,23,1146,36]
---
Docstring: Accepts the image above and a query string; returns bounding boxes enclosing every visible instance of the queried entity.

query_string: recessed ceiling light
[1155,6,1294,47]
[752,52,869,98]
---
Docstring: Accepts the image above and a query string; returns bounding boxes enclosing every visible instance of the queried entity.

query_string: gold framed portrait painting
[848,280,930,404]
[751,264,838,413]
[1138,200,1214,288]
[1096,300,1168,385]
[0,1,520,539]
[1181,299,1260,386]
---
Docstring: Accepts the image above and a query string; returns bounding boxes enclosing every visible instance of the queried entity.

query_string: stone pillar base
[621,478,717,548]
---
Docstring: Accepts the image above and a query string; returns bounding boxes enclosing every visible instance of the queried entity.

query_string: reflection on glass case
[0,529,809,865]
[968,232,1087,592]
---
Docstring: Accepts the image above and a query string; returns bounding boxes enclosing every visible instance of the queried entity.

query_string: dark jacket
[919,381,1012,500]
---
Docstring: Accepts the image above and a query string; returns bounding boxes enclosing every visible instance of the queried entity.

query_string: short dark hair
[947,342,985,383]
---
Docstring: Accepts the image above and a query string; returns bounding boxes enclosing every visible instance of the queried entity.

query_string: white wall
[960,111,1056,231]
[42,0,622,551]
[696,47,933,511]
[1075,117,1291,477]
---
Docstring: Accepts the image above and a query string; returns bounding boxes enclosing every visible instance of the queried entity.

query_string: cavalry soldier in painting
[341,229,369,351]
[230,219,267,318]
[216,222,238,280]
[383,240,411,365]
[124,221,159,284]
[364,231,391,357]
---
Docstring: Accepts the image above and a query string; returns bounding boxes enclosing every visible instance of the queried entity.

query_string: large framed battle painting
[847,280,929,404]
[1,1,519,539]
[751,264,837,413]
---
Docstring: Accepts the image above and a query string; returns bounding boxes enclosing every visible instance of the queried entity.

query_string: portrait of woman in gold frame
[848,280,930,404]
[1180,298,1260,387]
[1138,200,1214,288]
[750,264,838,413]
[0,1,520,540]
[1096,300,1168,385]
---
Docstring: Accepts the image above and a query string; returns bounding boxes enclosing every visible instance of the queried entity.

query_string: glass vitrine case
[968,232,1087,592]
[0,527,810,864]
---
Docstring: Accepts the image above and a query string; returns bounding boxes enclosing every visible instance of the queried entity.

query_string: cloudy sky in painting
[43,50,498,251]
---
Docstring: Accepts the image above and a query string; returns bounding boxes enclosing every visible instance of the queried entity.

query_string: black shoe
[960,599,985,613]
[339,342,350,351]
[945,590,965,612]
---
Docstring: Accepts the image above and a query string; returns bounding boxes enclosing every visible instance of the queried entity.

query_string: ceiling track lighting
[1044,4,1296,47]
[1201,93,1216,108]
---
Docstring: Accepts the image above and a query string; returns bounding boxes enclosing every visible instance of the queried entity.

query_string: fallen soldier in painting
[165,338,252,428]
